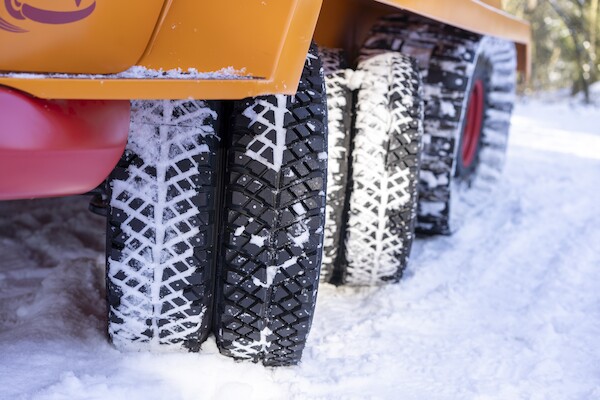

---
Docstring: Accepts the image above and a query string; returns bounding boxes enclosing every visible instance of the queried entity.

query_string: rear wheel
[214,44,327,366]
[318,47,353,284]
[106,100,221,351]
[451,36,517,227]
[364,14,516,234]
[342,50,424,285]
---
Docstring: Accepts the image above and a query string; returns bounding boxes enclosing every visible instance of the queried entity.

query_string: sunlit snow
[0,98,599,399]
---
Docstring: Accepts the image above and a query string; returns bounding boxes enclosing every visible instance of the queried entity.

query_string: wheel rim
[461,80,484,168]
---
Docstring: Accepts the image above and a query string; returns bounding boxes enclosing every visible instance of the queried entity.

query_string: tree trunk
[590,0,599,82]
[549,0,591,103]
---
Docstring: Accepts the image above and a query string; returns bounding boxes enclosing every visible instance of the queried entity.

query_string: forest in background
[504,0,599,102]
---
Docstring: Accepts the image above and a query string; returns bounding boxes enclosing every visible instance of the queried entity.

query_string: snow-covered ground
[1,99,599,400]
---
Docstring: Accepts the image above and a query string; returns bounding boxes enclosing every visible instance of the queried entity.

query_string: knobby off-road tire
[318,47,353,284]
[106,100,221,351]
[364,14,516,234]
[450,36,517,227]
[364,14,479,234]
[214,44,327,366]
[342,51,424,285]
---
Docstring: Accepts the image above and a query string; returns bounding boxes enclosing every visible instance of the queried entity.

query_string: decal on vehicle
[0,0,95,33]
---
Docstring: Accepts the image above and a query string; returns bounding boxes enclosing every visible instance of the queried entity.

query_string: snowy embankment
[1,99,599,400]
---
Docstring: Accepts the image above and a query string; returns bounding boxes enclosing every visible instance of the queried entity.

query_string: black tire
[450,36,517,227]
[106,100,221,351]
[214,44,327,366]
[364,14,481,235]
[318,47,353,284]
[342,50,424,285]
[364,14,516,234]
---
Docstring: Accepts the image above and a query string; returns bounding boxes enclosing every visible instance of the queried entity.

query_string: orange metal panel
[374,0,530,48]
[0,0,165,74]
[315,0,530,76]
[0,0,322,100]
[139,1,297,80]
[0,0,529,100]
[480,0,503,8]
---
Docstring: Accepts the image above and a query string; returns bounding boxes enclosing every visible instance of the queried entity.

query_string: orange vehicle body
[0,0,530,200]
[0,0,530,100]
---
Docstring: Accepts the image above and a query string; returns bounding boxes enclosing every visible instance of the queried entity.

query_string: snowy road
[1,100,599,400]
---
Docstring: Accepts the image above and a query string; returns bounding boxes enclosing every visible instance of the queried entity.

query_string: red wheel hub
[461,79,485,168]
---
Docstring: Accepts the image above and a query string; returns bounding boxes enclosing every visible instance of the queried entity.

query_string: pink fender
[0,87,130,200]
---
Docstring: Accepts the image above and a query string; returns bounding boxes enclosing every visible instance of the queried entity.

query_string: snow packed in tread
[214,44,328,366]
[106,100,220,352]
[343,50,424,286]
[318,47,353,284]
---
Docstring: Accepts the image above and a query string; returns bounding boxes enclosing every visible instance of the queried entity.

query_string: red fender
[0,87,130,200]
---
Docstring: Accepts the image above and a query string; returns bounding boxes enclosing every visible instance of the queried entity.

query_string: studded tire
[364,14,516,234]
[214,44,327,366]
[106,100,221,352]
[318,47,353,284]
[342,51,424,286]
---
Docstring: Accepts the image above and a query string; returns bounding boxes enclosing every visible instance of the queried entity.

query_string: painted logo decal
[0,0,96,33]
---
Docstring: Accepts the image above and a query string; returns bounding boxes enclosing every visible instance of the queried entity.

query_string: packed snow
[243,95,290,172]
[1,98,599,399]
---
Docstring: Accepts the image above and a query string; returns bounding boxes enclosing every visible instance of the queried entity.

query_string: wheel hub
[461,79,485,169]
